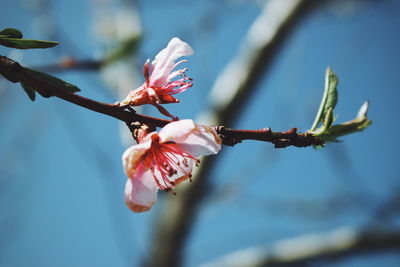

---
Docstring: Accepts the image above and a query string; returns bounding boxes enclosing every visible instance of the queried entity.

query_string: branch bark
[217,126,322,148]
[0,55,162,125]
[0,55,322,148]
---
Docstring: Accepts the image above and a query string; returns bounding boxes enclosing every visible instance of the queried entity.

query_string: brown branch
[216,126,323,148]
[0,55,170,125]
[0,55,323,148]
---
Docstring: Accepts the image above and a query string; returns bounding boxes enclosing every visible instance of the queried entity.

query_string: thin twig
[0,55,322,148]
[216,126,323,148]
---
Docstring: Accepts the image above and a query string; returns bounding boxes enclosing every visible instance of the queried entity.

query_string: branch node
[127,121,156,142]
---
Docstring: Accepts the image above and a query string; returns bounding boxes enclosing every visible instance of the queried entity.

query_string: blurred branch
[368,188,400,227]
[146,0,317,266]
[32,34,141,73]
[34,57,103,72]
[208,0,315,126]
[199,227,400,267]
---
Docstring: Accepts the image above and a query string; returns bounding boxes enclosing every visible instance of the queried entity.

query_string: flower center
[146,136,197,191]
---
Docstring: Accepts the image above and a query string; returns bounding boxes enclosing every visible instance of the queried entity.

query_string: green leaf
[309,107,335,137]
[0,38,58,49]
[310,68,339,131]
[323,107,335,129]
[314,101,372,143]
[0,28,23,38]
[104,34,141,65]
[0,27,58,49]
[20,81,36,101]
[24,67,81,93]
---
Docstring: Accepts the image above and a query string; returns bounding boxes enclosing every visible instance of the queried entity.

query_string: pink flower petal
[177,124,222,157]
[158,120,222,157]
[121,120,221,213]
[150,37,193,87]
[122,134,154,178]
[119,38,193,113]
[158,119,196,142]
[124,170,158,213]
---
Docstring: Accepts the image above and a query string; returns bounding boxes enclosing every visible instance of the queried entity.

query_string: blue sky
[1,0,400,266]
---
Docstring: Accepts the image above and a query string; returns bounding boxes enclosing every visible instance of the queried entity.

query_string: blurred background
[1,0,400,266]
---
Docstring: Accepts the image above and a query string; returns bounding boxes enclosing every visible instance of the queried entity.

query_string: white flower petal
[158,120,221,158]
[124,170,158,213]
[122,133,154,177]
[158,119,196,143]
[177,124,222,157]
[150,37,193,87]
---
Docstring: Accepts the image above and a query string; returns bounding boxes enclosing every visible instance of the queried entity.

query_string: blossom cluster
[121,38,222,212]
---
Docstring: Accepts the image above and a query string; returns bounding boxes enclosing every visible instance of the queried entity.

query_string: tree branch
[0,55,323,148]
[217,126,323,148]
[199,227,400,267]
[0,55,170,125]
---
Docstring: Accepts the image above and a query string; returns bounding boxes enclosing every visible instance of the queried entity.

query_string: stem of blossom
[0,55,323,148]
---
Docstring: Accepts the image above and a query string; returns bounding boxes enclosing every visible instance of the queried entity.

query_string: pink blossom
[122,120,221,212]
[120,37,193,118]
